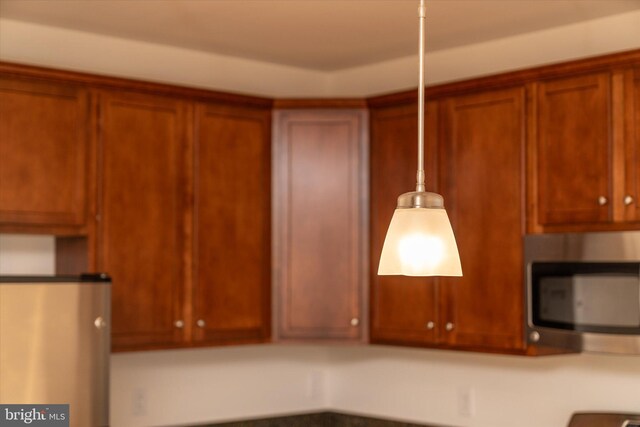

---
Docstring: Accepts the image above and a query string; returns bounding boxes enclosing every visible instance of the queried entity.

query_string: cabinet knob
[445,322,454,331]
[529,331,541,343]
[197,319,205,328]
[94,316,107,329]
[624,195,634,206]
[350,318,359,326]
[426,321,435,330]
[174,320,184,328]
[598,196,608,206]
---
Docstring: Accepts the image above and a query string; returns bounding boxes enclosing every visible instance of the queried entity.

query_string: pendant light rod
[416,0,426,193]
[377,0,462,278]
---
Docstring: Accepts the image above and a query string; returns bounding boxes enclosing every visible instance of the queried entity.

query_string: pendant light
[378,0,462,277]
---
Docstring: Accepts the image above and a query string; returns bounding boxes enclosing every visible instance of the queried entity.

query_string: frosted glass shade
[378,208,462,277]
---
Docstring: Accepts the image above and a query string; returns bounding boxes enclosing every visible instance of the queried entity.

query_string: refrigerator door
[0,277,110,427]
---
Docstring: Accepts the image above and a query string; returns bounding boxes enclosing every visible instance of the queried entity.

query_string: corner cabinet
[97,91,190,350]
[439,87,526,352]
[273,110,368,342]
[369,100,441,347]
[0,75,92,231]
[192,102,271,345]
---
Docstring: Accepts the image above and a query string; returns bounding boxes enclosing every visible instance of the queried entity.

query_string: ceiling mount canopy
[377,0,462,278]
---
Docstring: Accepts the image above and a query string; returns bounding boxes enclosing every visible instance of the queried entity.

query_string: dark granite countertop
[191,411,444,427]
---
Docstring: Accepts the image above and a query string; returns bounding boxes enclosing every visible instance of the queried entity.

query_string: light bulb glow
[378,208,462,277]
[397,234,444,274]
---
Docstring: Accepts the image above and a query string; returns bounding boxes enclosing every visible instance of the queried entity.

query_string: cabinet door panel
[624,67,640,222]
[274,110,367,341]
[0,77,89,226]
[369,102,439,346]
[440,88,525,351]
[535,73,611,226]
[99,92,187,350]
[193,104,271,344]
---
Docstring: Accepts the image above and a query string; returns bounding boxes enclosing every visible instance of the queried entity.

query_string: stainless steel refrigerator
[0,274,110,426]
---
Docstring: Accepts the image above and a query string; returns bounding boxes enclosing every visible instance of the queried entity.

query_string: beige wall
[327,9,640,96]
[0,19,327,98]
[0,234,54,274]
[111,346,330,427]
[327,346,640,427]
[1,10,639,98]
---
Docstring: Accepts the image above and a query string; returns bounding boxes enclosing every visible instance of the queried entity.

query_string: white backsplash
[0,234,55,275]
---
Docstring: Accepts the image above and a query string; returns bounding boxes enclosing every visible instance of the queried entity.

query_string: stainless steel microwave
[525,231,640,355]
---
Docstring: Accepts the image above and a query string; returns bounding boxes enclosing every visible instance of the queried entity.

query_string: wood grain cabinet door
[440,88,526,352]
[0,76,90,227]
[369,102,440,346]
[192,103,271,344]
[273,110,367,341]
[532,72,612,227]
[98,91,189,351]
[623,67,640,222]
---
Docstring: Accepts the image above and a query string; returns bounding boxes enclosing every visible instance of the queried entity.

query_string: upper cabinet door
[532,72,612,227]
[98,91,189,351]
[369,102,440,346]
[193,103,271,344]
[440,87,526,352]
[0,76,90,228]
[273,110,368,342]
[623,66,640,222]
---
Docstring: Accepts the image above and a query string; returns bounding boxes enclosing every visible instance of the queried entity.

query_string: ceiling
[1,0,639,71]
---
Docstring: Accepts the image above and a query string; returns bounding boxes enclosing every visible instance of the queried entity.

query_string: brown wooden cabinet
[439,87,526,352]
[0,75,92,230]
[273,110,368,342]
[528,69,640,232]
[368,89,527,354]
[369,100,441,346]
[97,91,190,350]
[530,72,612,228]
[99,94,273,351]
[193,102,271,345]
[622,66,640,222]
[3,51,639,355]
